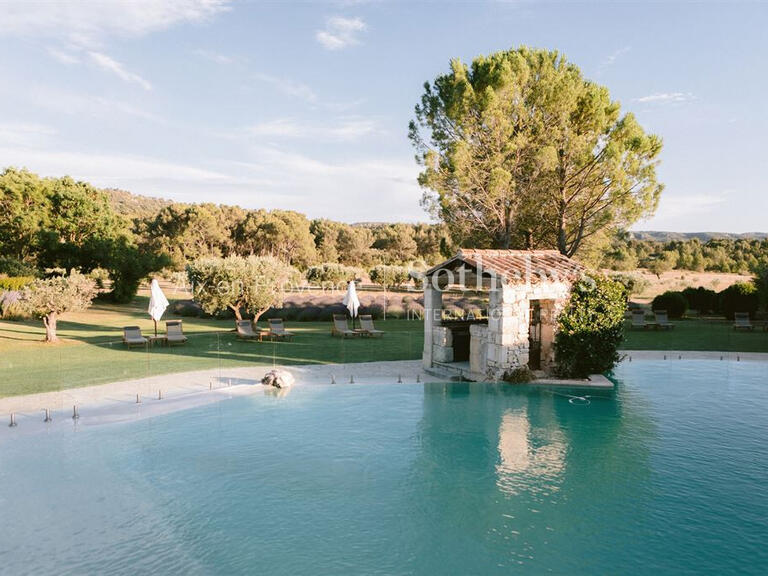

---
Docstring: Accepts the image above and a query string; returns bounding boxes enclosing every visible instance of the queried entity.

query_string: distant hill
[104,188,171,220]
[630,231,768,242]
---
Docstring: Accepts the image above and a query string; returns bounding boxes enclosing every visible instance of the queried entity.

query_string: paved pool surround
[0,360,436,435]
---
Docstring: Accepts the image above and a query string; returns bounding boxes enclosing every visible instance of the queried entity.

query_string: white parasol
[342,280,361,329]
[148,278,169,336]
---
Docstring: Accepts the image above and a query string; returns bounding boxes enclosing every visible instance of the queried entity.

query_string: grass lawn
[2,296,767,398]
[621,318,768,353]
[0,295,424,398]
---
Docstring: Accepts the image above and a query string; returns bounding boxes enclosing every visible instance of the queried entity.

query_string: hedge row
[652,282,760,319]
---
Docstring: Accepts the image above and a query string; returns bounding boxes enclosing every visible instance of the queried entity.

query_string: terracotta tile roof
[427,249,584,284]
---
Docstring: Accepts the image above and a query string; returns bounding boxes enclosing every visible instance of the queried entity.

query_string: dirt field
[618,269,753,303]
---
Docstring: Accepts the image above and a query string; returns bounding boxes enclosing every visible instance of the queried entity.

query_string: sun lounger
[359,314,384,337]
[653,310,674,330]
[123,325,148,348]
[267,318,294,341]
[733,312,754,331]
[165,320,188,345]
[630,310,649,329]
[236,319,265,341]
[332,314,359,338]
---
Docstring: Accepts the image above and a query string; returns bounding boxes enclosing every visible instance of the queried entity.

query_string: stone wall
[469,324,488,380]
[423,275,572,380]
[482,279,571,380]
[432,326,453,363]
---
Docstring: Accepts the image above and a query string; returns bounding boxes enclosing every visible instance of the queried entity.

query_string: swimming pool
[1,360,767,575]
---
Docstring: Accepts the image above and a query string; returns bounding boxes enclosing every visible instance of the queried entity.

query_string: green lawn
[0,296,423,398]
[621,318,768,353]
[2,297,767,398]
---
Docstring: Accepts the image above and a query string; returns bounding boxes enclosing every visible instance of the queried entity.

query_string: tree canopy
[22,271,97,342]
[186,255,299,321]
[409,47,663,256]
[0,167,167,302]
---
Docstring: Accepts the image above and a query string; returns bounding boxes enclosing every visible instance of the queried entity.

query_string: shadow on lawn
[13,317,423,366]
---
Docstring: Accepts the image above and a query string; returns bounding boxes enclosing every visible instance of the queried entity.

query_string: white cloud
[193,48,233,64]
[244,117,378,141]
[88,51,153,91]
[655,194,727,220]
[225,146,423,221]
[246,119,304,138]
[0,0,231,44]
[23,85,163,123]
[0,123,57,147]
[47,47,80,65]
[315,16,367,51]
[634,92,697,104]
[328,117,377,140]
[601,46,630,69]
[253,73,317,103]
[0,145,241,193]
[0,141,423,222]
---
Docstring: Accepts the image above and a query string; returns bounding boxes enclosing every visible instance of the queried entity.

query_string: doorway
[528,300,542,370]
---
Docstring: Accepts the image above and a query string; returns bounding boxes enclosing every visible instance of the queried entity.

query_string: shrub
[718,282,759,319]
[502,366,535,384]
[172,300,203,317]
[297,306,322,322]
[0,276,36,291]
[280,306,302,321]
[88,267,110,289]
[0,257,37,277]
[305,263,360,288]
[555,275,627,379]
[359,303,384,319]
[681,286,717,314]
[651,291,687,319]
[385,305,406,319]
[369,265,411,289]
[0,290,29,320]
[608,273,649,297]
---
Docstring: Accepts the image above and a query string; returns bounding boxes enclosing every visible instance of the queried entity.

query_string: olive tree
[23,271,97,342]
[369,265,411,319]
[187,255,298,322]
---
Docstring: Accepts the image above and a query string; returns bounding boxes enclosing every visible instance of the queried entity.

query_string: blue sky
[0,1,766,232]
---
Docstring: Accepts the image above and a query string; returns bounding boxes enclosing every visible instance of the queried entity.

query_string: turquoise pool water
[1,360,767,575]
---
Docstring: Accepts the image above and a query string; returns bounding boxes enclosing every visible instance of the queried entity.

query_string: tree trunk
[253,309,267,324]
[557,155,569,255]
[43,312,58,343]
[230,305,242,321]
[502,204,513,249]
[557,205,568,255]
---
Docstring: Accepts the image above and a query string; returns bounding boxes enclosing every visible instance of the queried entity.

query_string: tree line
[0,167,453,296]
[600,234,768,276]
[137,203,452,271]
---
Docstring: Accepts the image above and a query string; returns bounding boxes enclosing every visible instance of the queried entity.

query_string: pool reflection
[496,407,566,496]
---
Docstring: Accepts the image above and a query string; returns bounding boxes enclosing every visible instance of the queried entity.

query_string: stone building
[422,249,584,381]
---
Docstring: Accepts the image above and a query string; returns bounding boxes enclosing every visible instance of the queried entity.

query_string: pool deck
[0,360,437,435]
[621,350,768,362]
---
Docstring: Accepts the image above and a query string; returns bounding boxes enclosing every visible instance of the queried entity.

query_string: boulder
[261,369,295,389]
